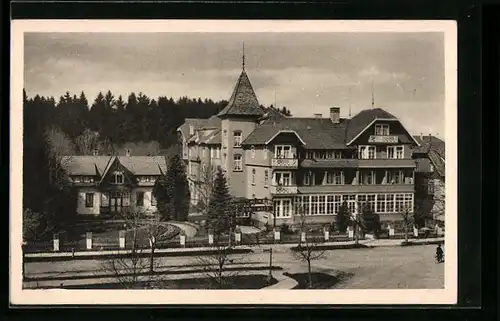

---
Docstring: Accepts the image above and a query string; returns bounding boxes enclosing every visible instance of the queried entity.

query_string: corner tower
[217,44,264,197]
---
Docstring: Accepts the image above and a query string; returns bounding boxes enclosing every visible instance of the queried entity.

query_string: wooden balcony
[300,158,416,169]
[271,158,299,169]
[270,185,298,195]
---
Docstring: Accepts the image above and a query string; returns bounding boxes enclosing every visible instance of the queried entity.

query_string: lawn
[285,272,354,289]
[62,274,277,289]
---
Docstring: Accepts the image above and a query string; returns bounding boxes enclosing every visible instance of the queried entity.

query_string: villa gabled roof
[62,156,167,177]
[216,70,264,118]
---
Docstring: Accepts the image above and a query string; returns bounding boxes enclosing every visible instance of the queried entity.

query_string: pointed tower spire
[348,86,352,117]
[371,80,375,109]
[242,42,245,71]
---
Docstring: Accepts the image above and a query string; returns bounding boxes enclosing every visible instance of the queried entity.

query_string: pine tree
[154,154,190,221]
[207,168,233,236]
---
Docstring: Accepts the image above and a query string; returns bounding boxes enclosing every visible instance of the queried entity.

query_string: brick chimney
[314,113,322,118]
[330,107,340,124]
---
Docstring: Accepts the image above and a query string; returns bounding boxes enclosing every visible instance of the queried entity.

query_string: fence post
[235,232,241,245]
[53,233,59,252]
[388,225,395,238]
[348,227,354,239]
[300,231,306,243]
[274,229,280,243]
[180,234,186,248]
[86,232,92,250]
[119,230,126,249]
[324,228,330,242]
[208,233,214,246]
[413,226,419,238]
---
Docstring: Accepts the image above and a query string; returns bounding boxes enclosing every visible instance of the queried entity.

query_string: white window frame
[303,172,311,185]
[251,168,256,185]
[375,124,390,135]
[359,170,375,185]
[114,172,124,184]
[233,131,242,147]
[85,193,94,208]
[274,198,292,218]
[274,171,292,186]
[387,145,404,159]
[264,170,269,187]
[274,145,292,159]
[233,154,243,171]
[325,170,343,185]
[386,169,404,184]
[358,145,376,159]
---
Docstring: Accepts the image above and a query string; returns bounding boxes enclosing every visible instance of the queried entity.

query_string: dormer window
[233,131,242,147]
[375,124,390,135]
[114,172,124,184]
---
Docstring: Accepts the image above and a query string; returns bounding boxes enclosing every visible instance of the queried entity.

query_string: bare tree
[188,163,217,215]
[99,207,167,288]
[192,234,243,289]
[292,205,326,288]
[400,206,414,243]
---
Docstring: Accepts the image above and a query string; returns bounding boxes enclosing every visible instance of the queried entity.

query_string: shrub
[280,223,293,235]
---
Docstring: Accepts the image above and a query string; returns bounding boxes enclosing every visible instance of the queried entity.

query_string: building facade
[413,135,446,223]
[62,154,167,216]
[179,65,423,227]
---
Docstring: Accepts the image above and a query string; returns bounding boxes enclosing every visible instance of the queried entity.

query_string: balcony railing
[271,158,299,168]
[300,158,416,168]
[270,185,298,195]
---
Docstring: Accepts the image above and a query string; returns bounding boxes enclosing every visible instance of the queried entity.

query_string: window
[202,164,207,173]
[136,192,144,207]
[114,172,124,184]
[387,146,404,159]
[366,194,376,212]
[376,194,386,213]
[327,151,342,159]
[404,194,413,211]
[251,146,256,159]
[327,195,335,214]
[233,131,242,147]
[316,151,326,159]
[233,154,242,171]
[274,199,292,217]
[387,170,404,184]
[264,170,269,187]
[274,171,292,186]
[358,146,376,159]
[428,180,435,195]
[251,169,256,185]
[303,172,312,185]
[325,171,343,185]
[274,145,292,158]
[429,164,434,172]
[73,176,81,183]
[359,170,375,185]
[151,193,157,206]
[317,195,325,215]
[101,193,109,207]
[375,124,390,135]
[386,194,395,212]
[85,193,94,207]
[395,194,405,212]
[311,195,319,215]
[223,129,227,136]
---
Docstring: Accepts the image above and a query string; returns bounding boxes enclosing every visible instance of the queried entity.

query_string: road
[24,245,444,289]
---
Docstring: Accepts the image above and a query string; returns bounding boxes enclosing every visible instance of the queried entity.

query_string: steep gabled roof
[344,108,397,144]
[216,70,264,118]
[63,156,167,177]
[178,115,221,142]
[242,117,350,149]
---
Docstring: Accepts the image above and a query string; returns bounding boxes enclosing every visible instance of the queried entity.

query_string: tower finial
[371,80,375,109]
[242,42,245,71]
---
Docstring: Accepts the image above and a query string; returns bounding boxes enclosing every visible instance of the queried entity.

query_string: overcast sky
[24,32,445,137]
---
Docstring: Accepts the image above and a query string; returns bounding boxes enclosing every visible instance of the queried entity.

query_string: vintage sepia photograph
[10,20,457,305]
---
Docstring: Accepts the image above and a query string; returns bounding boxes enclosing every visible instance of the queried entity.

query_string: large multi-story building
[412,135,446,223]
[178,63,423,227]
